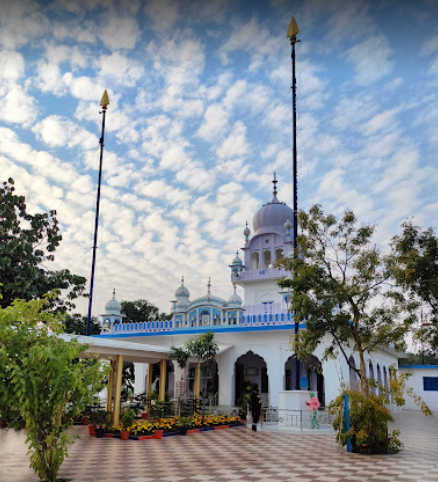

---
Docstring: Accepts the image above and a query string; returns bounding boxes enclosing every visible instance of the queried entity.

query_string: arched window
[368,362,375,394]
[275,249,284,262]
[251,252,259,269]
[263,250,272,268]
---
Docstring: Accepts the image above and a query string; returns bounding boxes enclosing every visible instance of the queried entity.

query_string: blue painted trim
[399,365,438,369]
[95,323,306,339]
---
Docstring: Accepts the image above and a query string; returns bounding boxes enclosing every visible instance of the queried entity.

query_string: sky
[2,0,438,316]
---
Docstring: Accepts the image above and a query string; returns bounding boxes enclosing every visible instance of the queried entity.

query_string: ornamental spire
[207,277,211,295]
[112,288,116,298]
[273,172,278,197]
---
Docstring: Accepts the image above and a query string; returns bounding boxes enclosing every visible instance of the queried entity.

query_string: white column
[133,363,148,395]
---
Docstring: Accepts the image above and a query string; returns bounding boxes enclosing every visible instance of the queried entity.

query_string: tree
[0,178,86,312]
[170,331,218,415]
[63,313,101,336]
[0,294,108,482]
[277,205,412,396]
[390,221,438,351]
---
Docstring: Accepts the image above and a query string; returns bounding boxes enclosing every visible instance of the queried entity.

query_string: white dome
[253,196,294,236]
[175,276,190,299]
[227,292,242,307]
[105,294,121,315]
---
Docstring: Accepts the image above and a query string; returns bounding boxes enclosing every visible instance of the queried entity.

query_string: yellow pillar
[113,355,124,425]
[158,359,167,402]
[194,363,201,399]
[106,359,115,413]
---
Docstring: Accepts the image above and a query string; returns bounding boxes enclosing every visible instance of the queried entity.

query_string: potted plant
[91,410,110,438]
[120,409,135,441]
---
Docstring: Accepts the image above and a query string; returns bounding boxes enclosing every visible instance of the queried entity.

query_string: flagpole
[287,17,301,390]
[86,90,110,337]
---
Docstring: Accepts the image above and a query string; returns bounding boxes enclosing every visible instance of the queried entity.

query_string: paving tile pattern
[1,411,437,482]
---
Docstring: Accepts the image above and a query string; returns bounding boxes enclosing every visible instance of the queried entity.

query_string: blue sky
[2,0,438,315]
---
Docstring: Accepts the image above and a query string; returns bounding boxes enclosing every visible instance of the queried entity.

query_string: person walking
[250,385,262,432]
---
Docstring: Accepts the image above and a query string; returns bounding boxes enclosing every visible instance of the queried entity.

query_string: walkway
[1,411,437,482]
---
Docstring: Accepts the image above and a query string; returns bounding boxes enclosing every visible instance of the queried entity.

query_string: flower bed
[94,415,243,441]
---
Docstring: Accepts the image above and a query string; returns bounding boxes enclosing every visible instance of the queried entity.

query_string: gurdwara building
[99,178,398,411]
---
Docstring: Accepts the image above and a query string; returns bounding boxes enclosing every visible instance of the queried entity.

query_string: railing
[236,267,290,281]
[260,407,335,431]
[101,304,295,335]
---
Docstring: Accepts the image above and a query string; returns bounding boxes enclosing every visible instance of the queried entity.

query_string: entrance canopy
[60,334,171,364]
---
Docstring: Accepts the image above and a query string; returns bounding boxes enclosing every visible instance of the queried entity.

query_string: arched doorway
[284,355,325,406]
[234,351,268,406]
[349,356,359,391]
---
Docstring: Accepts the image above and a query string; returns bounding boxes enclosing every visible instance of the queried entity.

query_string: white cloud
[144,0,180,32]
[32,116,98,150]
[345,36,394,85]
[216,121,250,159]
[98,14,141,50]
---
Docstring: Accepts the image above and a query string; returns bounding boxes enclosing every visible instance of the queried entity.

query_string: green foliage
[186,331,218,369]
[329,388,401,454]
[401,350,438,365]
[63,313,100,335]
[0,295,108,482]
[277,205,412,396]
[89,410,111,428]
[390,221,438,350]
[121,409,136,430]
[0,178,87,313]
[169,346,190,369]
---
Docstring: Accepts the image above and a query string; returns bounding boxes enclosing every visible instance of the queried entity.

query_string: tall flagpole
[287,17,301,390]
[86,90,110,336]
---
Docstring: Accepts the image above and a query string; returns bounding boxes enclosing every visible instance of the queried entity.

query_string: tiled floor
[1,411,437,482]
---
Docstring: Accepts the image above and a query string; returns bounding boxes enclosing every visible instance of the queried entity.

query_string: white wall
[399,367,438,412]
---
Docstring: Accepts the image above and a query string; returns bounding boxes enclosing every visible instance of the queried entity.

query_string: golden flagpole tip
[100,90,110,108]
[287,16,299,39]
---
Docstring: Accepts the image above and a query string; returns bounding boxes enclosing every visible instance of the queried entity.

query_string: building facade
[99,178,399,410]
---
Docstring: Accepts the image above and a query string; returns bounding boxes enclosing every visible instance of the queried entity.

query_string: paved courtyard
[1,411,437,482]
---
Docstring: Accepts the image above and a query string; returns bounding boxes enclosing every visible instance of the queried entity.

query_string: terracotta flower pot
[154,430,164,439]
[121,430,130,440]
[88,425,96,436]
[82,416,90,425]
[1,420,7,428]
[141,413,148,419]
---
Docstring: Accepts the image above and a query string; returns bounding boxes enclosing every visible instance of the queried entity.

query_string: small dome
[105,290,121,315]
[227,292,242,307]
[284,217,293,231]
[231,251,243,266]
[227,284,242,307]
[244,222,251,236]
[175,276,190,299]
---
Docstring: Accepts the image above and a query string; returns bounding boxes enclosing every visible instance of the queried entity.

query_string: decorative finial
[244,221,251,242]
[233,283,237,294]
[273,172,278,197]
[181,275,184,286]
[112,288,116,299]
[100,90,110,109]
[207,277,211,295]
[287,16,299,42]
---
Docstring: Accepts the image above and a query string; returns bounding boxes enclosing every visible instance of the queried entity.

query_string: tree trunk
[357,347,369,397]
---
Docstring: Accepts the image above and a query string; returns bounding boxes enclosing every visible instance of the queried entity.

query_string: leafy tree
[0,294,108,482]
[277,205,412,396]
[0,178,86,312]
[170,331,218,416]
[63,313,101,335]
[390,221,438,351]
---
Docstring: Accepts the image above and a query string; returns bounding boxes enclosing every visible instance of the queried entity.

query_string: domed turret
[175,276,190,299]
[252,175,294,236]
[227,284,242,307]
[229,251,244,279]
[105,289,121,315]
